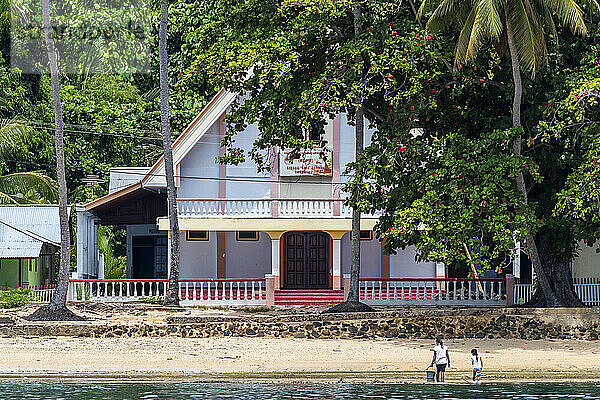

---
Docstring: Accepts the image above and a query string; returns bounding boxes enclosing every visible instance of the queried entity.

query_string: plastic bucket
[426,370,436,382]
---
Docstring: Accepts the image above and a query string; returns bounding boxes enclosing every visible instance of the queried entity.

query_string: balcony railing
[176,198,368,218]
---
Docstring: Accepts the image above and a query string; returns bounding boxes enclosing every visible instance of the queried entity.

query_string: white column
[271,238,280,289]
[333,239,341,289]
[436,262,446,291]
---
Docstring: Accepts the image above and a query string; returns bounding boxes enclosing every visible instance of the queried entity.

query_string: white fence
[514,282,600,306]
[358,278,506,307]
[68,279,267,306]
[177,198,378,218]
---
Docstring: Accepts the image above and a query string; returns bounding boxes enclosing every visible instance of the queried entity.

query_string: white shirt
[471,355,482,369]
[433,345,448,365]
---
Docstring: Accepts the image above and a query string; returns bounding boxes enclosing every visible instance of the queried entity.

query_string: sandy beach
[0,336,598,382]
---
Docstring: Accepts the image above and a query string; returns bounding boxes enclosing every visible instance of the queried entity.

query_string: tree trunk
[347,105,363,303]
[528,237,583,307]
[159,0,181,307]
[505,11,560,307]
[27,0,82,321]
[325,7,374,313]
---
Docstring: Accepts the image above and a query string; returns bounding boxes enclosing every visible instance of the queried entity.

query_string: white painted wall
[573,241,600,279]
[341,232,381,277]
[224,231,271,278]
[178,231,217,278]
[390,246,436,278]
[178,121,220,198]
[226,123,271,198]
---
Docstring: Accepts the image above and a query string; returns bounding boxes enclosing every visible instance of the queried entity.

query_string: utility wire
[2,158,353,185]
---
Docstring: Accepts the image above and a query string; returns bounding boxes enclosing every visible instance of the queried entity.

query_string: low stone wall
[0,308,599,340]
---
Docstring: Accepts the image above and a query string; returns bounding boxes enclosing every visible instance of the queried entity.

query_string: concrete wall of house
[573,242,600,279]
[341,232,381,277]
[224,231,271,278]
[178,231,217,278]
[178,121,220,198]
[389,246,437,278]
[338,114,375,190]
[126,224,166,277]
[226,123,271,198]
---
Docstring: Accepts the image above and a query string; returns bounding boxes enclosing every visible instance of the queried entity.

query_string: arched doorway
[283,232,329,289]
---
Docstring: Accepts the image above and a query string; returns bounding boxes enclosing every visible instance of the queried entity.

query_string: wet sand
[0,336,598,382]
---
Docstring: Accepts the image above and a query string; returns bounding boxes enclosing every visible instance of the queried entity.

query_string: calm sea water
[0,383,598,399]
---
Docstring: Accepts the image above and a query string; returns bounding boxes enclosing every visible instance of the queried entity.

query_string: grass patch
[139,296,163,305]
[238,306,270,313]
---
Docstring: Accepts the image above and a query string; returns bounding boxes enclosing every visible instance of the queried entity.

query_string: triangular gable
[142,89,236,188]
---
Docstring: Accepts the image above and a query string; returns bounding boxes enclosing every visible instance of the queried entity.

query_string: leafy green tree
[417,0,599,305]
[189,0,451,310]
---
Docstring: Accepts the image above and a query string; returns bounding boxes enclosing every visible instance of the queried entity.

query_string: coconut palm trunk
[504,13,560,307]
[158,0,181,306]
[27,0,81,320]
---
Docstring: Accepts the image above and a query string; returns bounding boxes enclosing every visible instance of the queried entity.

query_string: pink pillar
[505,274,515,307]
[265,274,275,308]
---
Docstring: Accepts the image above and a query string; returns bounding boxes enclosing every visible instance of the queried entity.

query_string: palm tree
[0,171,57,204]
[27,0,81,320]
[158,0,181,306]
[418,0,599,306]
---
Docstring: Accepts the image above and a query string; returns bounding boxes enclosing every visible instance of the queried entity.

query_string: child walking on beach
[471,349,483,383]
[429,336,450,382]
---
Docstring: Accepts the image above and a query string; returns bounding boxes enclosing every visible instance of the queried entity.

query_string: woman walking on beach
[429,336,450,382]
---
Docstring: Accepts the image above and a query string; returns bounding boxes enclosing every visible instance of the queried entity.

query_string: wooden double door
[283,232,329,289]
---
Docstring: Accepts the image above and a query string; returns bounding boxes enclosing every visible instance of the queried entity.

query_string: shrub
[0,288,34,308]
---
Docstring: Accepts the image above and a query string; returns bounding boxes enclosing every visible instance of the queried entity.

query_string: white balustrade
[514,282,600,306]
[176,199,375,218]
[67,279,266,306]
[358,279,506,306]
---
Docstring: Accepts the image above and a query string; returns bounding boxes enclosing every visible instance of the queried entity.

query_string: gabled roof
[0,205,64,258]
[142,89,235,187]
[83,89,235,211]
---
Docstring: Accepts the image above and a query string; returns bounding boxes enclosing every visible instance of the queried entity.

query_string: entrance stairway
[274,289,345,306]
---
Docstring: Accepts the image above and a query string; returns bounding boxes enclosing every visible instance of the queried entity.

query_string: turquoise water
[0,383,598,399]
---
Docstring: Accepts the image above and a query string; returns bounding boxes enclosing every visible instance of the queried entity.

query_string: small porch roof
[85,183,166,225]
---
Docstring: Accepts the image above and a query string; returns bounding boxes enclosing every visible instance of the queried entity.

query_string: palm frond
[545,0,587,35]
[532,0,558,44]
[507,0,548,75]
[0,118,34,158]
[0,172,58,204]
[418,0,443,19]
[478,0,507,38]
[426,0,470,33]
[455,6,480,63]
[0,191,19,205]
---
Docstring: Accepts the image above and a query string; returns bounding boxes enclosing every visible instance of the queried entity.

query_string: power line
[2,158,354,185]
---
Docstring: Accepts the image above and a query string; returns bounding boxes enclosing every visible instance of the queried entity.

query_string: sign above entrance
[280,149,332,176]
